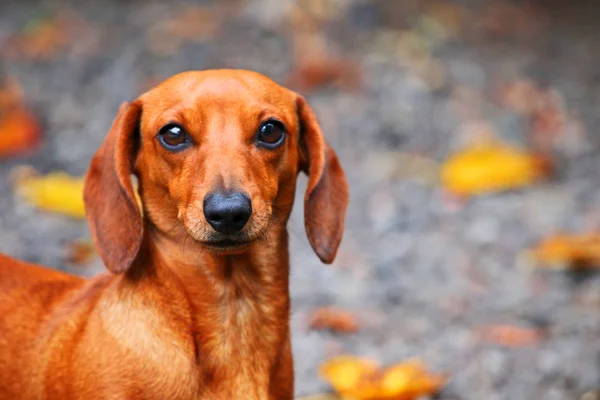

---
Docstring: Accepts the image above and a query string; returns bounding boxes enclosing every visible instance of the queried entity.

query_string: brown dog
[0,70,348,400]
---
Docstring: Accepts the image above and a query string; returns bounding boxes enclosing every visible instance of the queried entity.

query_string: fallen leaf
[478,324,543,347]
[320,356,446,400]
[319,356,380,396]
[0,77,41,157]
[0,107,41,157]
[66,240,96,265]
[308,307,360,333]
[380,360,447,399]
[528,233,600,268]
[285,58,363,93]
[13,167,85,219]
[440,142,551,197]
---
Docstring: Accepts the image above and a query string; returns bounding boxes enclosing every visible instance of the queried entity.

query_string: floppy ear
[297,95,349,264]
[83,101,143,274]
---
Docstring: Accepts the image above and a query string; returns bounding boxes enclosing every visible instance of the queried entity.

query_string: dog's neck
[130,223,291,393]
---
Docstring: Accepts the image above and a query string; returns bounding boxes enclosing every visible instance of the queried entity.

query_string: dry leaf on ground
[0,77,41,157]
[320,355,446,400]
[285,58,363,93]
[527,233,600,268]
[379,360,447,399]
[0,107,40,157]
[13,167,85,219]
[319,356,380,396]
[308,307,360,333]
[66,240,96,265]
[477,324,544,347]
[440,142,551,197]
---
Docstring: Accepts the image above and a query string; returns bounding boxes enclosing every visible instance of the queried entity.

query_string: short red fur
[0,70,349,400]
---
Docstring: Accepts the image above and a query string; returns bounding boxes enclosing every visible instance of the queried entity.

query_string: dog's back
[0,253,84,398]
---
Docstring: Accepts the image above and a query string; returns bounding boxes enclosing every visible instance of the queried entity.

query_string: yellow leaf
[14,167,85,219]
[320,356,446,400]
[380,360,446,399]
[319,356,379,395]
[529,233,600,268]
[441,143,549,196]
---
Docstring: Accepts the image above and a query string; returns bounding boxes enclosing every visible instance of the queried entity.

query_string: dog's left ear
[297,95,349,264]
[83,101,143,274]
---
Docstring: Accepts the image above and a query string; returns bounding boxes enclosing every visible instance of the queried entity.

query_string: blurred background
[1,0,600,399]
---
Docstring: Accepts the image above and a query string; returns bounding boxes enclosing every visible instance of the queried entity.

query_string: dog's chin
[200,238,254,254]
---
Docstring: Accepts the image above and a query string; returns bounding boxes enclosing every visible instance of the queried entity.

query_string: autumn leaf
[66,240,96,265]
[13,167,85,219]
[380,360,447,399]
[320,356,446,400]
[0,107,41,157]
[308,307,360,334]
[0,77,41,157]
[319,356,380,396]
[527,233,600,268]
[440,142,551,197]
[477,324,544,347]
[285,58,363,94]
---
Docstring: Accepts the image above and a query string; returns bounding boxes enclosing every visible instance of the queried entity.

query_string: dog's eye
[158,124,190,151]
[257,120,285,148]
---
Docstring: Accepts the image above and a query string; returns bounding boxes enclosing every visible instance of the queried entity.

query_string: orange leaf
[319,356,380,395]
[66,240,96,265]
[478,325,543,347]
[308,307,360,333]
[285,58,363,94]
[0,77,41,157]
[529,233,600,268]
[0,107,41,157]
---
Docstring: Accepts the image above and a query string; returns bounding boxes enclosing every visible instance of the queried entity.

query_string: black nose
[203,192,252,234]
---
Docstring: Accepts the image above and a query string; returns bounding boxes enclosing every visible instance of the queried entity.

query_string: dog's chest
[194,288,285,398]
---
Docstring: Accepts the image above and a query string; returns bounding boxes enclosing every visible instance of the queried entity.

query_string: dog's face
[135,71,301,254]
[83,70,348,273]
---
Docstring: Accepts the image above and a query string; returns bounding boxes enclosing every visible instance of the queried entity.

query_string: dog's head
[83,70,348,274]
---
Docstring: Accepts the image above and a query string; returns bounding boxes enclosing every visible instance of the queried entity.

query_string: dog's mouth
[200,238,254,251]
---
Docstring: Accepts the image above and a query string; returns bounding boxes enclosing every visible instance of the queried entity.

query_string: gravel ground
[1,1,600,398]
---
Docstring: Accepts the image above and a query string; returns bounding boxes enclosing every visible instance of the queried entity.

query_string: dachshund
[0,70,348,400]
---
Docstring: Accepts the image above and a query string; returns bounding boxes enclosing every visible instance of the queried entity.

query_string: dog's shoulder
[0,252,81,286]
[0,252,83,311]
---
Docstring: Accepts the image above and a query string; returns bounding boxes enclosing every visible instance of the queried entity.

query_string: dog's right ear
[83,101,143,274]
